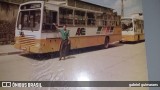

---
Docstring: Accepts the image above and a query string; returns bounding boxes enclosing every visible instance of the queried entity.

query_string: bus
[14,1,122,53]
[121,16,144,42]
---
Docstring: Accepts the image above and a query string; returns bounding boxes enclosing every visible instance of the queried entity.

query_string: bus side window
[128,23,133,28]
[103,14,107,26]
[59,7,73,26]
[75,10,85,26]
[142,21,144,33]
[134,21,138,32]
[42,10,57,33]
[87,12,95,26]
[96,13,104,26]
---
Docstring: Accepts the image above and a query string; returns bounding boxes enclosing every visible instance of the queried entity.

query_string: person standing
[54,24,70,60]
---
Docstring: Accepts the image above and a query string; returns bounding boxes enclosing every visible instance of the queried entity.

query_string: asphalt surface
[0,42,148,90]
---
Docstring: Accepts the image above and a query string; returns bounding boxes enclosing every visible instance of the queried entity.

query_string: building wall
[0,2,19,21]
[0,1,19,44]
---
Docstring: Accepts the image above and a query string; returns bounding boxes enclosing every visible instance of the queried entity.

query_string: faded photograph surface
[0,0,148,90]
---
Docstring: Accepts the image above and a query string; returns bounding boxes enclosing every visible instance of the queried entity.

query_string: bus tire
[137,35,140,42]
[104,37,109,49]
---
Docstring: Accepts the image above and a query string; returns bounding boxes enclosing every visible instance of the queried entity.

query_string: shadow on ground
[120,40,145,44]
[21,43,124,61]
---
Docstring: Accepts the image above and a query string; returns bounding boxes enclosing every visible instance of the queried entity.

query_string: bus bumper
[14,43,41,53]
[14,37,42,53]
[122,35,138,42]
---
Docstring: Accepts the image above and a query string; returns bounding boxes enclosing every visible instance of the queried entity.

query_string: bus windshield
[17,10,41,31]
[121,19,133,31]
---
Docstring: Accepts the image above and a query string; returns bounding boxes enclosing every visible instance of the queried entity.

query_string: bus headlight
[35,43,41,47]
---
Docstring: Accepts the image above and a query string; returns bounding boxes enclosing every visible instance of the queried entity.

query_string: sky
[82,0,143,16]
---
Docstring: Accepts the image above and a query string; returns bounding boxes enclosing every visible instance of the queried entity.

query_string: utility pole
[121,0,124,17]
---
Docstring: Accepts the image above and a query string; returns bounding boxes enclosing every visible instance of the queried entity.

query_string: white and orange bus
[14,1,122,53]
[121,14,144,42]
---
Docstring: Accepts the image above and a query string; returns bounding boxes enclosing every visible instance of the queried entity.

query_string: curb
[0,51,23,56]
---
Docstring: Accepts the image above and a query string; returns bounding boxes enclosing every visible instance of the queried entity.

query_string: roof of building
[0,0,19,5]
[79,0,114,10]
[47,0,114,10]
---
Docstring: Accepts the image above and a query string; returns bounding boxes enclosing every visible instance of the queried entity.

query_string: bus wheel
[104,37,109,49]
[138,35,140,41]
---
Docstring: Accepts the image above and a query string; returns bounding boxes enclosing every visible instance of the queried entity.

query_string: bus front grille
[19,36,35,46]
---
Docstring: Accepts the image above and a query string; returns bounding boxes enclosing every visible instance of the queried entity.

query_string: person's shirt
[59,29,69,40]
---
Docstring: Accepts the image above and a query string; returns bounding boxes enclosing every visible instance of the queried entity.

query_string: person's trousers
[59,39,69,58]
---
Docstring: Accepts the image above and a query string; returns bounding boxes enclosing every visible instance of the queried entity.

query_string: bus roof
[20,1,43,6]
[19,0,116,14]
[121,17,143,20]
[19,0,114,11]
[122,13,143,20]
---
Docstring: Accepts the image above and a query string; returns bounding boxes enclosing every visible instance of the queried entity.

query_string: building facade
[0,1,19,44]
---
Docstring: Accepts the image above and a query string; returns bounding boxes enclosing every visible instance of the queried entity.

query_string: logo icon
[76,28,86,35]
[2,82,11,87]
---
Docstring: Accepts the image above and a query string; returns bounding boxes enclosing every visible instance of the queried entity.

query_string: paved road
[0,42,148,90]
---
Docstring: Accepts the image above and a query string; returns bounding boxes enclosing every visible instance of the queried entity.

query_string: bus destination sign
[21,3,41,10]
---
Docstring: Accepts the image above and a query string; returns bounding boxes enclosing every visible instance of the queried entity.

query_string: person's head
[63,25,67,30]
